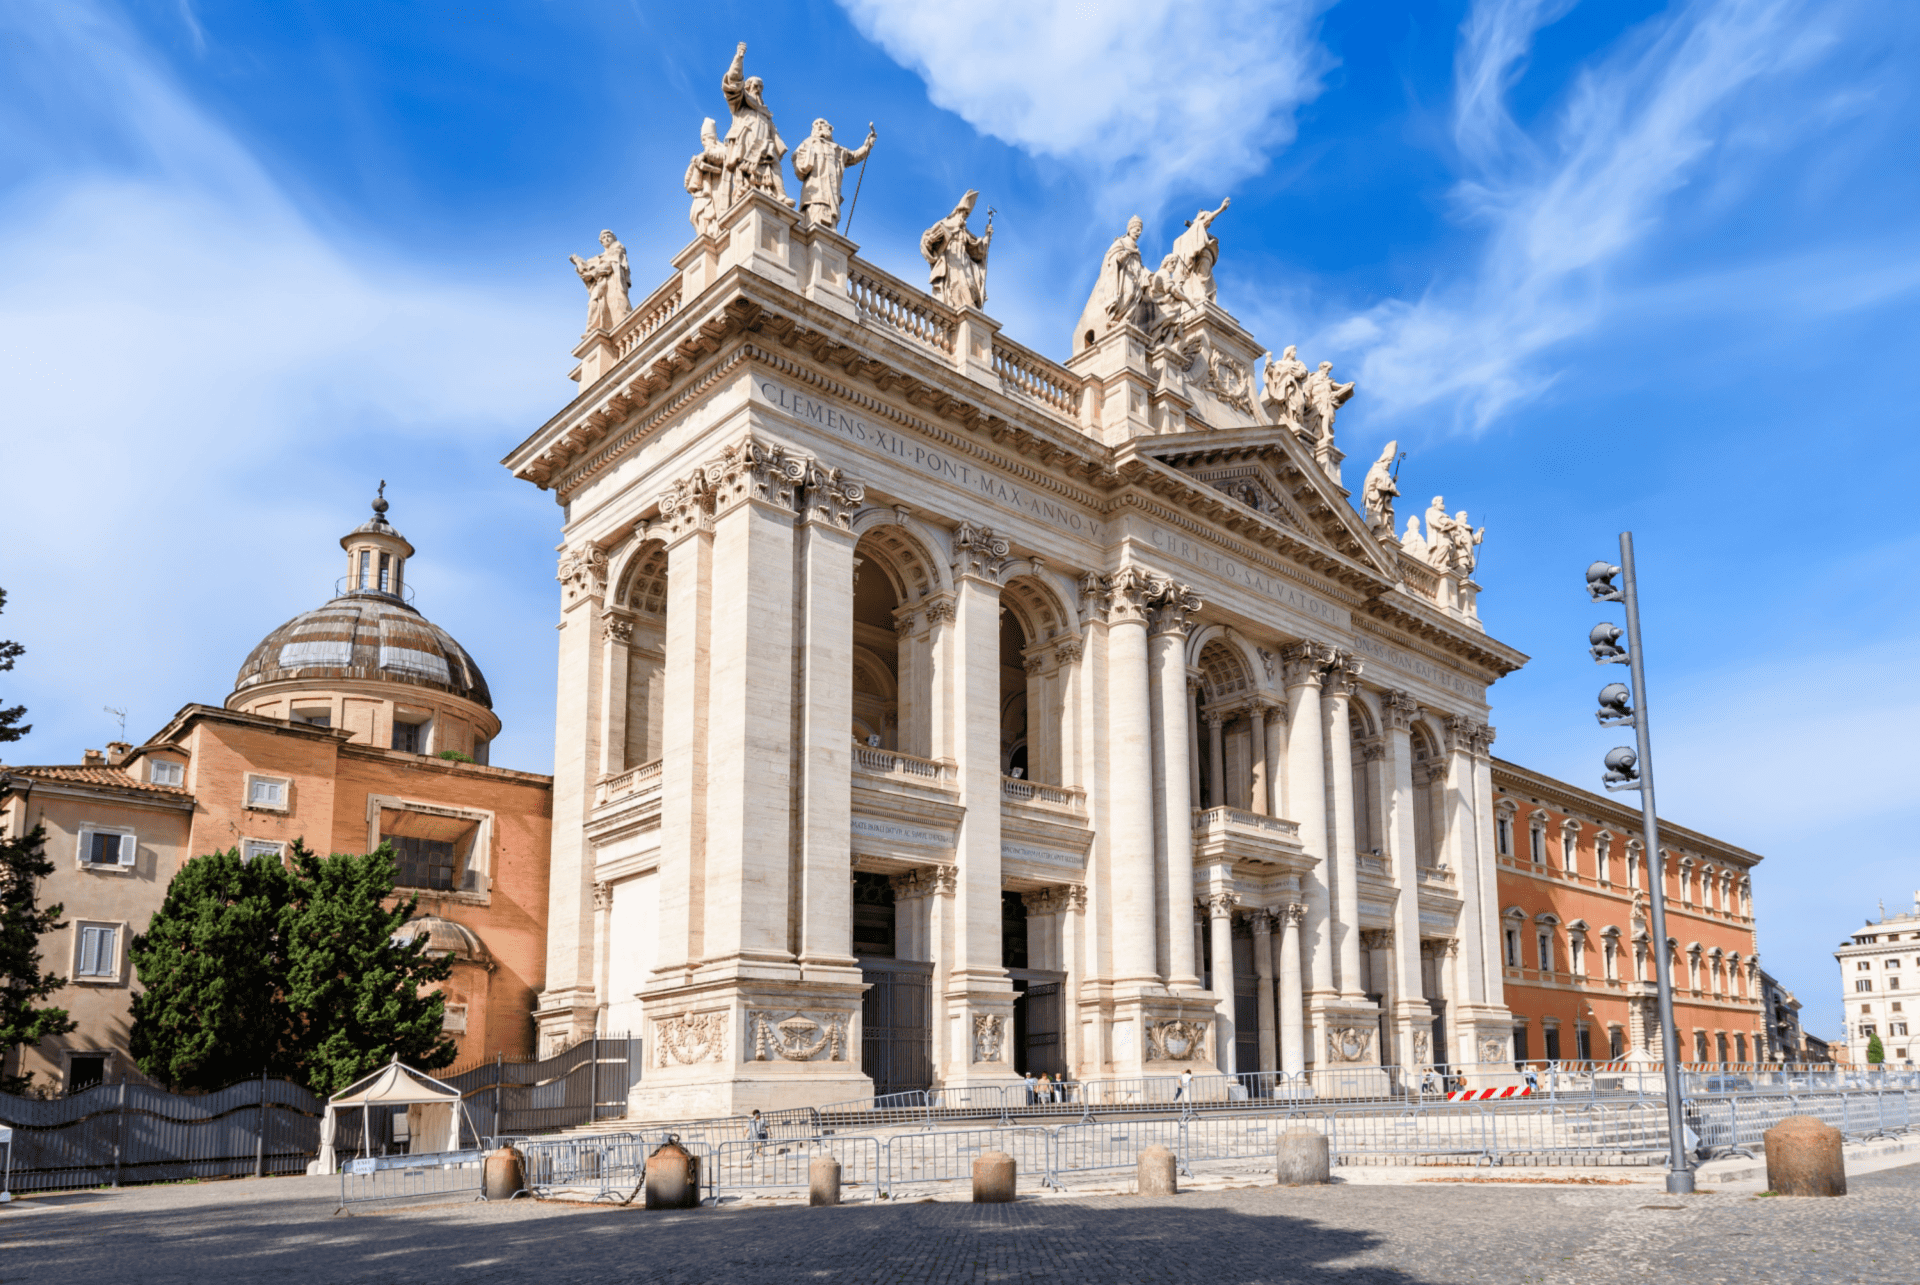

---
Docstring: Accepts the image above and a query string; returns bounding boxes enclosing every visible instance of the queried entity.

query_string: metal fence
[0,1077,325,1192]
[336,1148,488,1214]
[440,1034,642,1143]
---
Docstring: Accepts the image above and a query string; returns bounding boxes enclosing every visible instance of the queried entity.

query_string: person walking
[1023,1071,1038,1107]
[1174,1068,1193,1103]
[749,1108,769,1156]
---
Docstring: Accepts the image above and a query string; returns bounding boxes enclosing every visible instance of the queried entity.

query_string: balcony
[594,759,661,809]
[851,742,957,788]
[1191,806,1305,870]
[1001,775,1085,815]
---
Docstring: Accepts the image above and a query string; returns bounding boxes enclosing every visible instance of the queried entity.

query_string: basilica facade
[510,53,1527,1119]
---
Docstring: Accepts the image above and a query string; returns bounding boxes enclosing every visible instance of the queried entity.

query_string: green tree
[1866,1032,1885,1065]
[0,587,30,743]
[0,825,75,1093]
[282,842,455,1094]
[128,849,297,1090]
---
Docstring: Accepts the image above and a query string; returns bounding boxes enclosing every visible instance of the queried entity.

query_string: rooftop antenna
[104,706,126,737]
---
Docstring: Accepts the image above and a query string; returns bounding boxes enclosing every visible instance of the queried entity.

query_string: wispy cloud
[835,0,1335,214]
[1334,0,1838,428]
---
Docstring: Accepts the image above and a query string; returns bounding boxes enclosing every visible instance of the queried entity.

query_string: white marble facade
[510,68,1524,1119]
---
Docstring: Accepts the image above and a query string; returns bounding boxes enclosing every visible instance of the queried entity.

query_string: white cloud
[0,2,568,770]
[835,0,1335,213]
[1335,0,1833,428]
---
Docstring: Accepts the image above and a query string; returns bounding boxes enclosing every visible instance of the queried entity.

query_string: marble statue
[792,118,875,231]
[1075,215,1151,345]
[1400,515,1428,561]
[1163,197,1230,310]
[921,190,993,310]
[1304,361,1356,441]
[1361,441,1399,536]
[721,42,791,207]
[684,117,728,238]
[1447,509,1485,576]
[569,230,631,334]
[1261,345,1310,427]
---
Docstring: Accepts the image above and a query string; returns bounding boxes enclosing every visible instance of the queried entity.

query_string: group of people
[1022,1070,1069,1105]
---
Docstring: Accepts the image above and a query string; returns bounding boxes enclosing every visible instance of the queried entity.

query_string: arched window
[611,538,670,771]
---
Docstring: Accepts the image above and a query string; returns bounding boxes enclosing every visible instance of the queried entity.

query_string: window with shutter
[77,925,118,977]
[149,759,183,786]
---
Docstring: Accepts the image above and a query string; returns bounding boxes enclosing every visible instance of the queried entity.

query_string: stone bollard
[1764,1115,1847,1197]
[1275,1130,1331,1186]
[809,1155,842,1207]
[1137,1144,1178,1196]
[972,1150,1017,1203]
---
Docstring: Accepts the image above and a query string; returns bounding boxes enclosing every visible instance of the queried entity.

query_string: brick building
[0,495,551,1094]
[1491,759,1765,1067]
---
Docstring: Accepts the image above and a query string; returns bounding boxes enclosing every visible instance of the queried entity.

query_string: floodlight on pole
[1585,533,1694,1195]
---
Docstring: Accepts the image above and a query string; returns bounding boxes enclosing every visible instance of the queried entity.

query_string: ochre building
[1491,760,1765,1068]
[0,499,552,1093]
[509,62,1535,1120]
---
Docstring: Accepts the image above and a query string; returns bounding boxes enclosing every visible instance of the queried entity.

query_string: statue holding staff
[792,118,876,231]
[1074,215,1151,347]
[922,190,993,310]
[721,42,792,207]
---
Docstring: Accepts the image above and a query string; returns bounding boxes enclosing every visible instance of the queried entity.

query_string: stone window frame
[1565,919,1590,977]
[1527,810,1548,865]
[1534,912,1560,974]
[71,917,128,985]
[244,772,293,814]
[1502,906,1527,969]
[1625,838,1643,890]
[241,838,286,865]
[75,823,139,875]
[1600,926,1621,981]
[146,757,184,787]
[1494,799,1517,857]
[365,792,497,902]
[1593,830,1613,884]
[1558,818,1581,874]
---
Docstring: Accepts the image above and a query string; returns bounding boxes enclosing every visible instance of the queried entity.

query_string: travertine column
[539,542,610,1045]
[1206,713,1227,809]
[1103,572,1158,988]
[1442,717,1485,1006]
[890,870,931,963]
[599,613,633,777]
[1251,910,1277,1072]
[795,464,863,970]
[1150,585,1203,991]
[1247,702,1270,815]
[1264,698,1287,816]
[1382,691,1428,1067]
[1062,884,1087,1075]
[929,866,957,1071]
[1324,659,1364,999]
[1278,904,1306,1075]
[1207,892,1238,1073]
[700,444,801,969]
[892,607,929,758]
[1471,724,1505,1011]
[1281,643,1335,1008]
[1366,929,1395,1013]
[946,522,1013,1080]
[655,489,714,977]
[1186,678,1203,809]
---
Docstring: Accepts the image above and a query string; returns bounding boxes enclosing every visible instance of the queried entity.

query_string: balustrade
[846,264,956,354]
[614,281,683,359]
[991,338,1081,415]
[1000,775,1086,814]
[851,741,957,787]
[595,758,663,808]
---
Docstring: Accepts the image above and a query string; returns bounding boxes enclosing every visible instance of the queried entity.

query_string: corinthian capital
[558,543,610,606]
[1324,650,1364,698]
[801,460,866,530]
[1205,891,1240,918]
[951,520,1010,583]
[1147,578,1203,637]
[1280,902,1307,927]
[1471,722,1497,757]
[1102,567,1157,625]
[712,437,808,514]
[1279,641,1336,689]
[1383,689,1420,731]
[658,467,715,538]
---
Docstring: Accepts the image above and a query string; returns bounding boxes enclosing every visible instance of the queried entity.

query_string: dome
[393,915,489,960]
[232,593,493,708]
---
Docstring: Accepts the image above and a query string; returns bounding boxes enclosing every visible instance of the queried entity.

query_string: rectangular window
[291,707,332,728]
[1860,1024,1877,1037]
[392,720,425,754]
[1562,831,1578,873]
[67,1054,107,1095]
[1859,980,1875,991]
[241,839,285,865]
[1888,958,1902,969]
[1693,1031,1709,1063]
[1537,932,1553,973]
[84,831,128,866]
[1859,960,1873,970]
[1891,978,1902,990]
[1496,817,1512,855]
[148,759,183,786]
[1891,1023,1909,1037]
[247,777,287,808]
[1734,1033,1747,1061]
[1513,1025,1529,1063]
[1596,841,1610,884]
[1544,1027,1561,1061]
[1504,929,1521,968]
[358,549,371,590]
[442,1004,469,1033]
[378,552,392,593]
[1529,827,1544,864]
[76,924,118,977]
[1576,1026,1593,1062]
[1603,940,1618,981]
[1570,938,1585,976]
[1609,1027,1625,1059]
[389,833,458,891]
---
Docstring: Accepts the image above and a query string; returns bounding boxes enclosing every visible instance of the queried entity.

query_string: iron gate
[859,957,933,1096]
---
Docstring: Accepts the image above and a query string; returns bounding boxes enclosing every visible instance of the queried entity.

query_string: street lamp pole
[1589,532,1694,1195]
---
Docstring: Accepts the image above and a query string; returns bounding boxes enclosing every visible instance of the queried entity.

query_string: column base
[1306,996,1391,1096]
[936,980,1023,1090]
[1454,1004,1522,1089]
[532,987,600,1056]
[629,974,872,1120]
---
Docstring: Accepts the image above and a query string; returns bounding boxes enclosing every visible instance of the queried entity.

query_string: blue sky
[2,0,1916,1039]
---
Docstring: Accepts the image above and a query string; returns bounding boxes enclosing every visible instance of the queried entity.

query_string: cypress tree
[0,824,75,1093]
[1866,1032,1885,1065]
[282,842,455,1094]
[128,848,296,1090]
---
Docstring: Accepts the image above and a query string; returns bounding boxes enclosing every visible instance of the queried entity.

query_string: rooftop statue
[1303,360,1356,468]
[1075,215,1152,346]
[721,42,792,208]
[684,117,728,238]
[1418,496,1485,576]
[1361,441,1399,537]
[569,230,631,335]
[1261,345,1310,428]
[1447,509,1485,576]
[922,190,993,310]
[1163,197,1230,311]
[792,118,876,231]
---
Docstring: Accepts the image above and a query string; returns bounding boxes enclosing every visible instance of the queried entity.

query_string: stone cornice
[1491,757,1764,871]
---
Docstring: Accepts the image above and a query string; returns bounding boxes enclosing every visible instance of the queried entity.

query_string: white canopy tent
[308,1059,474,1175]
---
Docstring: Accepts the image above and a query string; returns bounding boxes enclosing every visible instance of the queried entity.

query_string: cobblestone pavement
[3,1163,1916,1284]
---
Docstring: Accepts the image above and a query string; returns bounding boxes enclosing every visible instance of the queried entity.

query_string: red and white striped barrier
[1445,1086,1534,1101]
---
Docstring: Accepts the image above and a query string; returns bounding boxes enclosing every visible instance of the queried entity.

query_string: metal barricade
[1053,1118,1187,1177]
[706,1136,884,1197]
[882,1127,1056,1195]
[336,1148,486,1214]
